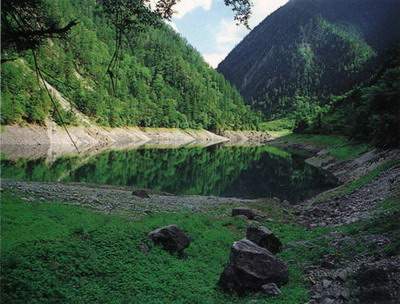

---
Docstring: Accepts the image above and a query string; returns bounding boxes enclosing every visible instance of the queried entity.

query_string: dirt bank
[0,123,232,160]
[219,130,273,145]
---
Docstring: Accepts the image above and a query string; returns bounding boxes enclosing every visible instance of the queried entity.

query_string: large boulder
[148,225,191,254]
[246,225,282,254]
[232,207,257,220]
[219,239,289,294]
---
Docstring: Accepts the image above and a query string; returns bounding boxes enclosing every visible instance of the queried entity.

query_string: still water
[1,145,338,203]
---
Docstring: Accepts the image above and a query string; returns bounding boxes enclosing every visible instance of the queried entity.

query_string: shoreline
[0,123,273,160]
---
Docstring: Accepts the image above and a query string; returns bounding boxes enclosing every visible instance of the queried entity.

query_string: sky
[169,0,289,68]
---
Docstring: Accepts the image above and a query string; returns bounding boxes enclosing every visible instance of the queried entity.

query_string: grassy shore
[1,128,398,303]
[2,191,331,304]
[2,186,399,303]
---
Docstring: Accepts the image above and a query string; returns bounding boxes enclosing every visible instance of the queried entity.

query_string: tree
[1,0,252,61]
[1,0,78,62]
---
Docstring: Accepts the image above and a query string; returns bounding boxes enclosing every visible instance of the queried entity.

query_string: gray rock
[261,283,281,296]
[321,297,335,304]
[353,257,400,304]
[219,239,289,294]
[336,269,348,281]
[232,207,257,220]
[322,279,332,289]
[132,189,150,198]
[148,225,190,254]
[246,225,282,254]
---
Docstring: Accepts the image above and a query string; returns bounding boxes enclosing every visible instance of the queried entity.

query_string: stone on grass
[232,207,257,220]
[132,189,150,198]
[148,225,190,254]
[246,225,282,254]
[219,239,289,294]
[261,283,281,296]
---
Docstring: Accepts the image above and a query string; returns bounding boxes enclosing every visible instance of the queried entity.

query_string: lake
[1,144,338,203]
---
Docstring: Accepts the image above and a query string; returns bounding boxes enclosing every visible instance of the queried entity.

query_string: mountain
[217,0,400,118]
[0,0,260,131]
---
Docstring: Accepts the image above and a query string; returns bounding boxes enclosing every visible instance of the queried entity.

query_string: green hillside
[0,0,261,130]
[218,0,400,118]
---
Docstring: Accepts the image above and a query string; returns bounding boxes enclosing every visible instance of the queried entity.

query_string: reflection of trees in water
[1,146,337,201]
[222,153,338,202]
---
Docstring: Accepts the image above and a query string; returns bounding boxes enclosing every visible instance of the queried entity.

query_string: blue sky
[167,0,289,68]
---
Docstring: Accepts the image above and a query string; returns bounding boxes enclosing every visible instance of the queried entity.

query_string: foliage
[218,0,400,118]
[0,60,51,124]
[302,49,400,147]
[1,145,337,202]
[0,0,261,130]
[280,134,370,161]
[1,0,77,60]
[291,96,329,133]
[259,118,294,132]
[1,191,329,304]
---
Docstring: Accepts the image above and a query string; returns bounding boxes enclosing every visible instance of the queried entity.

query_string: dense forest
[295,47,400,147]
[218,0,400,119]
[0,0,261,130]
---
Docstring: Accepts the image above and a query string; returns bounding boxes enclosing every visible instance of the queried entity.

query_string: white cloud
[167,21,179,32]
[250,0,289,27]
[148,0,212,18]
[215,19,247,46]
[202,18,246,68]
[202,0,289,67]
[174,0,213,18]
[202,52,227,68]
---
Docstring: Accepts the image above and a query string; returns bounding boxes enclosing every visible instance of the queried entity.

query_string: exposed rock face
[232,207,257,220]
[219,239,289,294]
[246,225,282,254]
[148,225,191,254]
[261,283,281,296]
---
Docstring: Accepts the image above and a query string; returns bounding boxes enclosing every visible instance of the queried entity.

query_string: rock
[218,239,289,294]
[353,257,400,304]
[246,225,282,254]
[261,283,281,296]
[321,255,336,269]
[336,269,348,281]
[322,279,332,288]
[148,225,191,254]
[321,297,335,304]
[232,207,257,220]
[132,189,150,198]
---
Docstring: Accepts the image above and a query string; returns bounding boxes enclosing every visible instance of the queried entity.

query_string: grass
[314,159,400,203]
[278,134,370,160]
[259,119,294,138]
[1,191,331,304]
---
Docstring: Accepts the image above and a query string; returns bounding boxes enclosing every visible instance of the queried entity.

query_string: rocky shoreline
[1,137,399,303]
[0,123,273,161]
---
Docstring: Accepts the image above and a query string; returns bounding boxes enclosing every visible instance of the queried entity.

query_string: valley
[1,0,399,303]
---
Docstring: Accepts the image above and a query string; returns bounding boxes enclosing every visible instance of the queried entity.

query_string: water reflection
[1,145,338,202]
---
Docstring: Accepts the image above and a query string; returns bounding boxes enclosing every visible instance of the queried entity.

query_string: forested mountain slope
[1,0,260,130]
[218,0,400,118]
[302,47,400,147]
